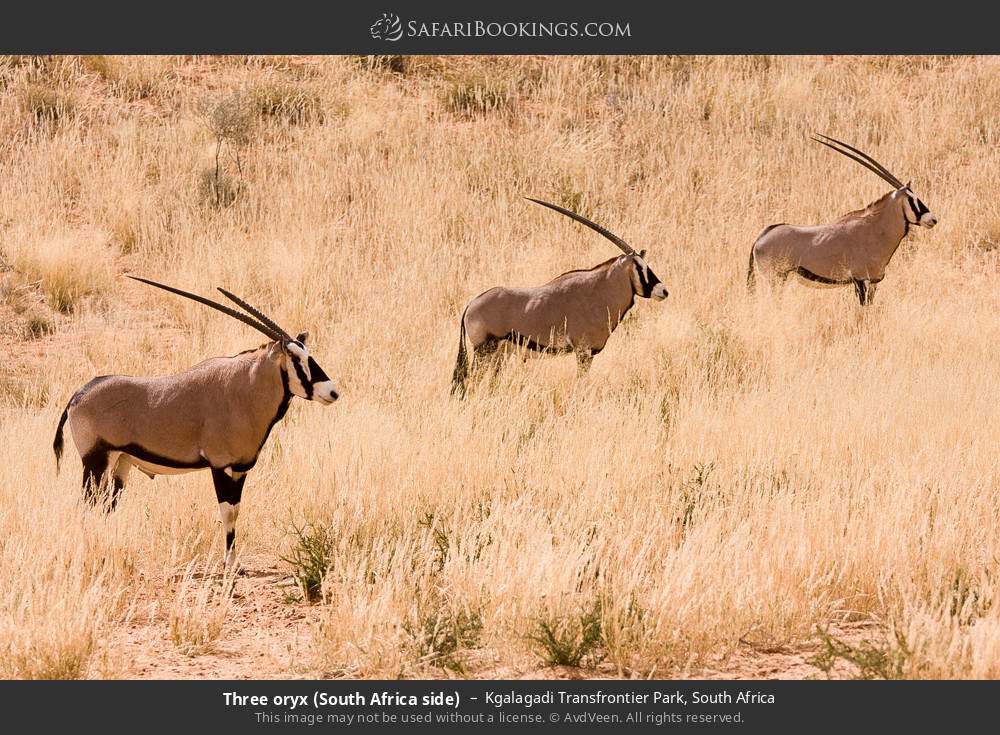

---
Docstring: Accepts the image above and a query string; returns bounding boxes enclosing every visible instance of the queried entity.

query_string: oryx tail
[53,401,70,472]
[450,306,469,398]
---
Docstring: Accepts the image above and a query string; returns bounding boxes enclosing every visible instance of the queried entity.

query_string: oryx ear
[285,340,308,360]
[295,331,309,344]
[639,249,647,258]
[906,180,912,189]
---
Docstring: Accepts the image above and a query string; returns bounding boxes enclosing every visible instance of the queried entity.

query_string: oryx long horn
[217,287,293,342]
[127,275,285,341]
[526,197,636,256]
[812,133,904,189]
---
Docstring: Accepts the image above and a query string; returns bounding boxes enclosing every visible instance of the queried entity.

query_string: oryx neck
[836,189,896,223]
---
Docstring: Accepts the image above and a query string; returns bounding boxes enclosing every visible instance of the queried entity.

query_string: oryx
[748,134,938,305]
[450,198,668,397]
[52,276,338,568]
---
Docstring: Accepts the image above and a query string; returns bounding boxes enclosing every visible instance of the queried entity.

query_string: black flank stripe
[794,267,852,285]
[501,332,573,354]
[110,442,211,470]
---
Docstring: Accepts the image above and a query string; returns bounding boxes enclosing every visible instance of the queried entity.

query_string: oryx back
[65,346,288,475]
[54,276,340,568]
[750,134,938,303]
[464,257,635,354]
[450,197,669,397]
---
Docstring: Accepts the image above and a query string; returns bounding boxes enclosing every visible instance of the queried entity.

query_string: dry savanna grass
[2,55,1000,679]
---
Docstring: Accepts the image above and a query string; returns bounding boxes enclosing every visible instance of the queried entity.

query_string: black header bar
[1,0,996,54]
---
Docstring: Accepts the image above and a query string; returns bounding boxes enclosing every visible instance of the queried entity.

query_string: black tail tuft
[53,403,70,472]
[450,308,469,399]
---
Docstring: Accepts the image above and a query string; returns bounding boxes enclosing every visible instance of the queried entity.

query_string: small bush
[404,605,483,673]
[529,600,605,668]
[809,627,911,680]
[18,84,75,125]
[22,310,54,339]
[8,228,114,314]
[201,92,254,146]
[198,167,243,209]
[82,55,159,101]
[355,55,409,75]
[281,521,335,602]
[252,82,324,125]
[198,93,254,207]
[443,76,514,117]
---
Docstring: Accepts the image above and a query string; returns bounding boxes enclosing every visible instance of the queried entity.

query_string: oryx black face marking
[307,356,334,396]
[290,352,313,399]
[634,259,666,299]
[55,277,340,570]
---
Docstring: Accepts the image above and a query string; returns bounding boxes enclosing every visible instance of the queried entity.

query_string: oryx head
[127,276,339,405]
[526,197,669,301]
[897,184,937,229]
[813,133,938,229]
[270,330,338,404]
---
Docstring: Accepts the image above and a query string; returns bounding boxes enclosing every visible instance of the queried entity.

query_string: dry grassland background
[2,55,1000,679]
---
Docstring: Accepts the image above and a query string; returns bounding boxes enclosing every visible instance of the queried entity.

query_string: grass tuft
[528,600,605,668]
[404,603,483,673]
[809,627,911,680]
[281,521,335,603]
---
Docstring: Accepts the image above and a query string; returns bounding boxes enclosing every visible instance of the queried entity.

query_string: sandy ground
[111,553,864,680]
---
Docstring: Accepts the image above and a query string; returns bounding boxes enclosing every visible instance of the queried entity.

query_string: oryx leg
[211,467,247,570]
[107,454,132,511]
[854,279,873,306]
[81,449,125,512]
[473,337,504,386]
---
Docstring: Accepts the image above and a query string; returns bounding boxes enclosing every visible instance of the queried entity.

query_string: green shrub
[809,627,910,680]
[405,605,483,673]
[280,521,335,602]
[529,600,604,668]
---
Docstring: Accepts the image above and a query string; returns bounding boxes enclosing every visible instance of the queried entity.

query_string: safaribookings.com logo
[369,13,631,41]
[370,13,404,41]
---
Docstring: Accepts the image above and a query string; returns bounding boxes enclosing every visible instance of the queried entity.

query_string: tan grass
[1,55,1000,678]
[168,560,237,656]
[5,226,115,313]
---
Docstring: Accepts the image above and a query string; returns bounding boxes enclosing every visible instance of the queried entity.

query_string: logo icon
[370,12,403,41]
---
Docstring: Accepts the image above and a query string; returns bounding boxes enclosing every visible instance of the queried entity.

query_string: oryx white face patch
[283,340,339,403]
[312,380,338,404]
[286,341,311,378]
[903,188,937,228]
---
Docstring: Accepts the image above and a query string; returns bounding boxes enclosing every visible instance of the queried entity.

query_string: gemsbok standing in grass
[450,197,669,397]
[53,276,339,568]
[748,134,938,305]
